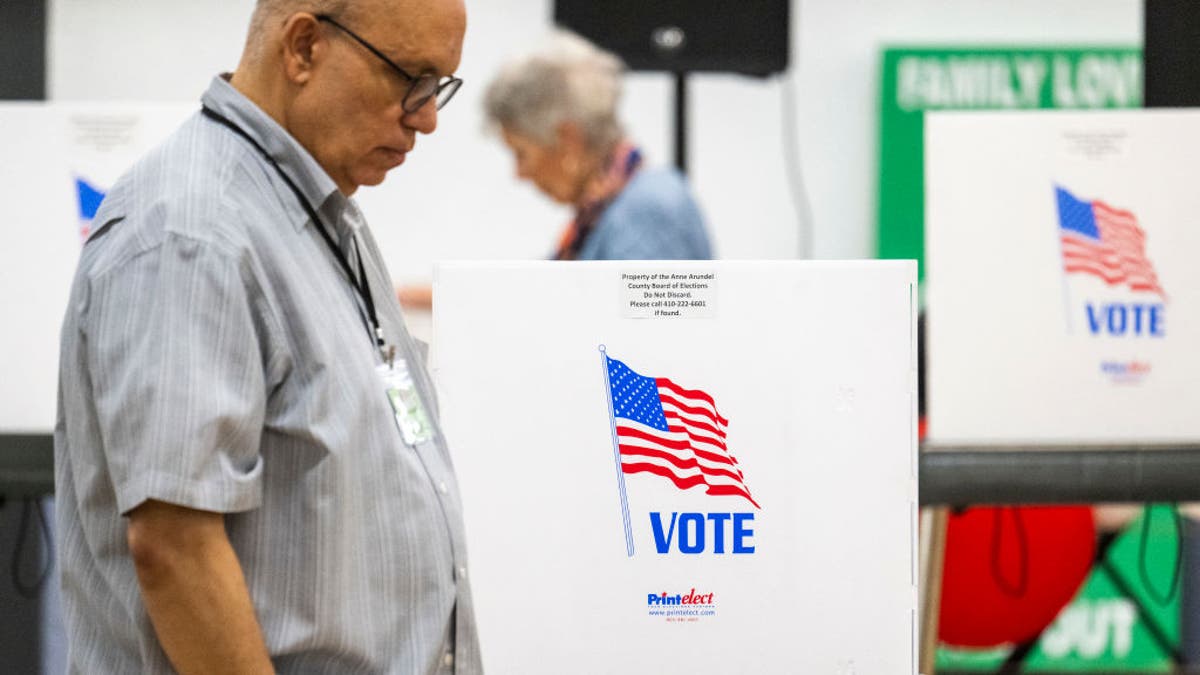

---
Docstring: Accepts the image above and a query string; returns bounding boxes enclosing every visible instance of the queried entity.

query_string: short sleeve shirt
[54,75,480,674]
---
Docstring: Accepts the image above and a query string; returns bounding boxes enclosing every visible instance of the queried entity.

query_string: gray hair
[484,30,625,153]
[243,0,354,63]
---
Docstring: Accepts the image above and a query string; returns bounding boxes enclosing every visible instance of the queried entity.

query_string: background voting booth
[926,109,1200,446]
[0,100,454,437]
[0,104,195,674]
[0,103,194,435]
[922,110,1200,672]
[432,261,917,674]
[0,101,500,669]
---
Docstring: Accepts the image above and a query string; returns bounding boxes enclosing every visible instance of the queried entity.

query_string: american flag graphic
[604,355,759,509]
[1055,186,1166,297]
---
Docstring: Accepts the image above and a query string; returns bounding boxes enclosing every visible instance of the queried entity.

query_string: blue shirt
[576,167,713,261]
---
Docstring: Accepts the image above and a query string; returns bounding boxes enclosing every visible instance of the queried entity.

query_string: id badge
[377,357,435,446]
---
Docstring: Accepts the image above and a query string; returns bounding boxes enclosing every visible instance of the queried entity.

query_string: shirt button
[457,566,468,580]
[438,481,449,495]
[443,652,454,668]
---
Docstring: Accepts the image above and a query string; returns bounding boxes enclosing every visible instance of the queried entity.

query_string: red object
[938,506,1095,648]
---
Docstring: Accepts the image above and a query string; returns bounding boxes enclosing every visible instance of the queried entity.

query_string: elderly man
[53,0,477,673]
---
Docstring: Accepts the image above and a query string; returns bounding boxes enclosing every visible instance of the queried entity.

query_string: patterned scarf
[552,142,643,260]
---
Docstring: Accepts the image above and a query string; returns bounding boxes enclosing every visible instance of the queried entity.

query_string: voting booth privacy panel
[925,109,1200,446]
[0,103,195,433]
[0,100,466,435]
[433,261,917,674]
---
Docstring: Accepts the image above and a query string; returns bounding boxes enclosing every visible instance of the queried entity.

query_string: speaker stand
[673,71,689,175]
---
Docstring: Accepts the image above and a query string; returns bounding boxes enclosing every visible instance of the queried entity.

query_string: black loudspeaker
[0,0,46,99]
[553,0,790,77]
[1144,0,1200,107]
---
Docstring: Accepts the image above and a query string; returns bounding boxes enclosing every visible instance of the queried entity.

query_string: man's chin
[352,169,393,191]
[347,152,411,191]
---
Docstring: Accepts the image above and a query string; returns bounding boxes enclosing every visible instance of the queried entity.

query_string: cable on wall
[778,7,814,260]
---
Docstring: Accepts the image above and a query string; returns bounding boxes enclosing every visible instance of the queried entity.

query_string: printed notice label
[620,270,717,319]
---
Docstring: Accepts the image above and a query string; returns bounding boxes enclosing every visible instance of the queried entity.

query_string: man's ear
[280,13,323,85]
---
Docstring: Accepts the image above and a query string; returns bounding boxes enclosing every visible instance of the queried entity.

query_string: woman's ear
[555,121,588,156]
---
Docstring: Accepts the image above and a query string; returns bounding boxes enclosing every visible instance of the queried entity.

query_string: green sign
[877,47,1142,296]
[938,505,1182,672]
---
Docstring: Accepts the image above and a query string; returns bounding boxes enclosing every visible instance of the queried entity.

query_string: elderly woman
[397,33,712,310]
[485,31,712,260]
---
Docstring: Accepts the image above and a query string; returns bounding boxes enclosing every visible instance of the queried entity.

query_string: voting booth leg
[673,72,689,175]
[919,506,949,674]
[1184,515,1200,672]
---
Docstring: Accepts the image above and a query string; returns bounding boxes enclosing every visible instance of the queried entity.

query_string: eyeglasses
[316,15,463,113]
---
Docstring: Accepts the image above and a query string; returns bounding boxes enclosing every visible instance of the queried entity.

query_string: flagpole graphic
[599,345,636,557]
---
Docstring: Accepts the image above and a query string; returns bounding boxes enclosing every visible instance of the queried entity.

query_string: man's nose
[402,98,438,134]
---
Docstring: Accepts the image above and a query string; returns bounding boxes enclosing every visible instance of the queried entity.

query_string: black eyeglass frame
[315,14,463,113]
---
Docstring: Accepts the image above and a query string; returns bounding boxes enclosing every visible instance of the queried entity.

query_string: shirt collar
[201,74,350,232]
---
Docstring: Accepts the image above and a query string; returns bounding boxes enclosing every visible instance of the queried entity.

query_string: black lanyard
[200,106,385,352]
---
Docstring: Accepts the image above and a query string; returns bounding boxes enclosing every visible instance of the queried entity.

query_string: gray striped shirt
[54,75,480,674]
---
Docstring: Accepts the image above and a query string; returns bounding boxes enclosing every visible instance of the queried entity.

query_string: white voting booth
[0,102,199,675]
[925,109,1200,446]
[0,100,452,434]
[921,108,1200,674]
[0,103,195,434]
[433,261,917,674]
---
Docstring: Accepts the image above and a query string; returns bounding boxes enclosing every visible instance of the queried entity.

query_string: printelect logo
[647,588,714,607]
[647,588,717,621]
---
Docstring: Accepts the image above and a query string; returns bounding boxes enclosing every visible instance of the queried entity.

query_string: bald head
[241,0,465,65]
[230,0,467,194]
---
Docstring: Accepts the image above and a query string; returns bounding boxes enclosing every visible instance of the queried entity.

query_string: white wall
[47,0,1142,283]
